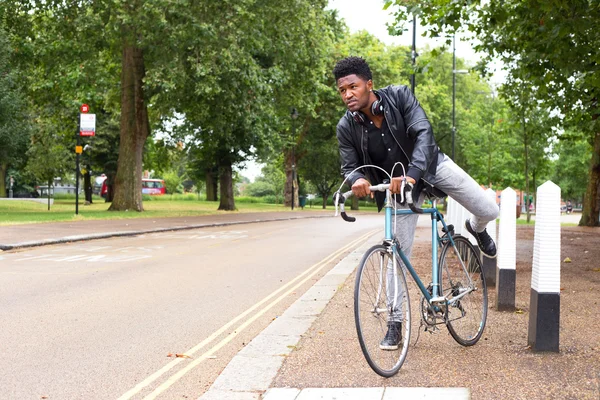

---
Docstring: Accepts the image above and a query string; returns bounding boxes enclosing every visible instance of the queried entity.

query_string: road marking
[117,229,377,400]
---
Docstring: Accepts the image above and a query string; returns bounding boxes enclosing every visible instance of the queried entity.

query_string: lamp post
[290,108,299,210]
[452,34,469,160]
[410,15,417,93]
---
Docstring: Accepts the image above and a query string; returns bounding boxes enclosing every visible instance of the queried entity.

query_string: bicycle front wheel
[439,235,488,346]
[354,244,410,377]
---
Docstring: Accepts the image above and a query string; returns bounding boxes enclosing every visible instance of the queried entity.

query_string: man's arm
[395,86,438,183]
[337,120,367,186]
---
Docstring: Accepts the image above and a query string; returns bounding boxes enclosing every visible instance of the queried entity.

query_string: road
[0,215,380,399]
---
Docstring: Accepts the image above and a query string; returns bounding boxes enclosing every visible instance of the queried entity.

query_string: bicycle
[333,164,488,377]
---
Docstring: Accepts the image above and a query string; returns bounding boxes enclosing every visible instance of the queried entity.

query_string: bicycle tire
[354,244,411,377]
[438,235,488,346]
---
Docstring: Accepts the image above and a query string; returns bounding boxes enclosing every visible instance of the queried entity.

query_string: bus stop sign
[80,113,96,137]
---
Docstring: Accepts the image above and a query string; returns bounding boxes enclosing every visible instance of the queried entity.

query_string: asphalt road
[0,215,381,399]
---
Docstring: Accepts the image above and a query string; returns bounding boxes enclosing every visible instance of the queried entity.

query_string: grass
[0,195,332,226]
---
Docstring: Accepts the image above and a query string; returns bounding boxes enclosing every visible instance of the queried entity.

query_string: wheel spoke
[355,245,410,377]
[439,236,488,346]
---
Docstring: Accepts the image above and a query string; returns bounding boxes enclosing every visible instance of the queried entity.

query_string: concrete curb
[198,232,381,400]
[0,215,332,251]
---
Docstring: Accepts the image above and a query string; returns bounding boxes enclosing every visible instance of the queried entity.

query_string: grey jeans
[387,156,499,322]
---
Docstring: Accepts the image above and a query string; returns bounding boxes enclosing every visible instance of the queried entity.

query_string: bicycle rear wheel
[354,244,410,377]
[438,235,487,346]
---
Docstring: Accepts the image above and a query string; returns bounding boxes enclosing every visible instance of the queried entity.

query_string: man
[334,56,498,350]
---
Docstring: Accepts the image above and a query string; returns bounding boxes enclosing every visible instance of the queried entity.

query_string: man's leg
[432,156,499,256]
[380,199,421,350]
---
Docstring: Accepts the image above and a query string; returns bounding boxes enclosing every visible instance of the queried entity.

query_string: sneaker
[379,321,402,350]
[465,219,497,258]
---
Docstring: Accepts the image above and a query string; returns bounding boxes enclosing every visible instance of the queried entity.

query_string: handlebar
[333,181,423,223]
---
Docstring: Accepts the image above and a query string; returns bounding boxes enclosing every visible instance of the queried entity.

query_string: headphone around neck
[351,96,384,126]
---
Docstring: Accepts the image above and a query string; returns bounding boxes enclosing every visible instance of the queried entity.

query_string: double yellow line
[119,229,377,400]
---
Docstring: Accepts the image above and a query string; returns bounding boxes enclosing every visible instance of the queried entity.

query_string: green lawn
[0,195,331,226]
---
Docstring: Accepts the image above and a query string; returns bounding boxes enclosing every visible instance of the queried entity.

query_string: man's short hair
[333,56,373,82]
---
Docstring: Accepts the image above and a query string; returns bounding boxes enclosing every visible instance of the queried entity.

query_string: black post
[410,14,417,93]
[452,34,456,160]
[76,124,80,215]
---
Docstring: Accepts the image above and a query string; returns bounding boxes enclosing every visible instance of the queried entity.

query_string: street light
[290,108,299,210]
[410,14,417,93]
[452,34,469,160]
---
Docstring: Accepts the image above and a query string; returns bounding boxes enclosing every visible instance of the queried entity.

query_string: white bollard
[481,188,498,286]
[496,187,516,311]
[446,197,458,235]
[528,181,561,352]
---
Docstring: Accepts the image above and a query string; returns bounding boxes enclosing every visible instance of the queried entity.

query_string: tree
[298,134,341,209]
[0,26,31,197]
[174,1,340,211]
[3,0,197,212]
[25,126,71,210]
[258,162,286,204]
[551,132,591,204]
[385,0,600,225]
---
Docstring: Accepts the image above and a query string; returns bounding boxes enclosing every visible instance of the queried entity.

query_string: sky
[240,1,503,182]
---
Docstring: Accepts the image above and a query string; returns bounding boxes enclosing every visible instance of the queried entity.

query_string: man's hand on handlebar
[390,176,416,194]
[351,178,373,198]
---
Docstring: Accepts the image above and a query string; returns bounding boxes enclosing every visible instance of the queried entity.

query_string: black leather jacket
[336,85,445,209]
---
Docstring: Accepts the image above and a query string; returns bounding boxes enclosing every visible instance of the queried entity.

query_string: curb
[0,215,332,251]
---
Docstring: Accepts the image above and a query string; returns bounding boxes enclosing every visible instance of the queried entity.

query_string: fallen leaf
[563,257,572,263]
[592,268,600,272]
[167,353,192,359]
[41,396,49,399]
[515,309,524,314]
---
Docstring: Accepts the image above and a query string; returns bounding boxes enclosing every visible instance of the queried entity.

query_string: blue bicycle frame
[383,192,455,303]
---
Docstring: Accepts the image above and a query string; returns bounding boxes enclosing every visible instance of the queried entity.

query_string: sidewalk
[0,211,330,251]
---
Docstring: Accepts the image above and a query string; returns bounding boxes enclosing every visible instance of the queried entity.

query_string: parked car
[142,179,166,195]
[98,177,166,197]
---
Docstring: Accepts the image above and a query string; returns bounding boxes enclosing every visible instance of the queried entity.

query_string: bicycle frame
[381,189,456,303]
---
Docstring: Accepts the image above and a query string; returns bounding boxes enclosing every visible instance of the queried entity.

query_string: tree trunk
[206,168,218,201]
[218,161,236,211]
[322,196,327,209]
[84,165,93,204]
[109,41,150,212]
[284,149,297,208]
[0,163,7,197]
[580,130,600,226]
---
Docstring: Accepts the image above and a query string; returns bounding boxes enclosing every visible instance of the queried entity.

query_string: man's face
[337,74,372,112]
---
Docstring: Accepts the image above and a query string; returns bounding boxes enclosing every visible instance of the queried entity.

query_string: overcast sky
[327,0,481,62]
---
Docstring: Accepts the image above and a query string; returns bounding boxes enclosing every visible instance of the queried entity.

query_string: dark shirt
[365,118,410,184]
